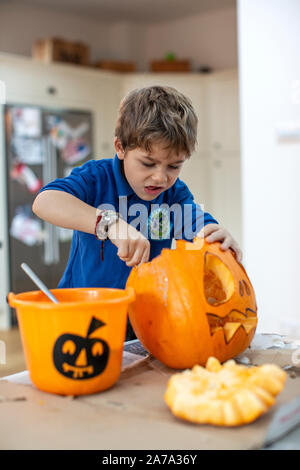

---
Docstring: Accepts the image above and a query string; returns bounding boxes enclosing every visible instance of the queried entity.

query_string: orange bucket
[8,287,135,396]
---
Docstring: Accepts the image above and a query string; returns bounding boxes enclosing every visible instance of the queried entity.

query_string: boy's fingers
[126,250,144,267]
[206,229,224,243]
[198,223,219,238]
[220,237,232,251]
[138,245,150,266]
[120,238,140,260]
[125,241,148,267]
[220,241,243,263]
[235,248,243,263]
[117,241,131,259]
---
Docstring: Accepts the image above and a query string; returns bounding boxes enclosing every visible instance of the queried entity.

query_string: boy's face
[115,138,187,201]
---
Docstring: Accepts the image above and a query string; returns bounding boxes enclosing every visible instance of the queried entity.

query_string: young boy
[33,86,242,340]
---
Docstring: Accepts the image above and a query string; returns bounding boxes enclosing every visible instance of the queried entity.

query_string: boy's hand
[197,223,243,263]
[108,218,150,267]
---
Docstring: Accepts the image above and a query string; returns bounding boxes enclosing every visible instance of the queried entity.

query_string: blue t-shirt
[40,155,218,289]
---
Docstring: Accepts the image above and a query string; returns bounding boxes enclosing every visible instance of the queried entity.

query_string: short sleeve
[169,179,218,241]
[39,160,101,206]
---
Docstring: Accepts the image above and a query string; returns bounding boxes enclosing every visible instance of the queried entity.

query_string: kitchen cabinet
[179,155,211,211]
[209,155,242,246]
[206,69,240,154]
[205,70,242,245]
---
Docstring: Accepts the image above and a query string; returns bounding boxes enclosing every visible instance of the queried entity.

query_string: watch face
[103,211,116,222]
[96,211,118,240]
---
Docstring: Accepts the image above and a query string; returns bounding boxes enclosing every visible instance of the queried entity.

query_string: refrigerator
[4,104,93,324]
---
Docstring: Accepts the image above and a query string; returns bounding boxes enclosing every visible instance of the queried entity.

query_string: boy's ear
[114,137,125,160]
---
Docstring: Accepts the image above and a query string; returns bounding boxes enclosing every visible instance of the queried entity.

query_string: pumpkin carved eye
[204,254,234,305]
[62,340,76,355]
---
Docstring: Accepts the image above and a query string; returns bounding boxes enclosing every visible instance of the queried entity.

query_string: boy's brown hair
[115,86,198,157]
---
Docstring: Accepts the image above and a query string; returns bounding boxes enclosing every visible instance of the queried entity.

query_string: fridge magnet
[47,116,69,149]
[61,138,91,164]
[126,238,258,369]
[12,137,44,165]
[70,121,89,139]
[10,161,43,193]
[10,210,43,246]
[47,116,90,152]
[11,107,41,137]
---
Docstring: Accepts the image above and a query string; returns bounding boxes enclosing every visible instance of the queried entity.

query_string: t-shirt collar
[112,154,135,196]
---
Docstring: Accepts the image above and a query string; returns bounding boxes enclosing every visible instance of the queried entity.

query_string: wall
[238,0,300,336]
[0,2,237,71]
[0,2,110,63]
[144,7,237,71]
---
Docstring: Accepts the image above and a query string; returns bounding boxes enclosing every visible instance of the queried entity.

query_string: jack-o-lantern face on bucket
[126,238,258,369]
[53,316,110,380]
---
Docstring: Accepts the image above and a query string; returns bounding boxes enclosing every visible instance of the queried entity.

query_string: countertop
[1,335,300,450]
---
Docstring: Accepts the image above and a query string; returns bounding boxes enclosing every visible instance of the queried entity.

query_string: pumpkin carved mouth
[206,310,257,343]
[204,252,257,343]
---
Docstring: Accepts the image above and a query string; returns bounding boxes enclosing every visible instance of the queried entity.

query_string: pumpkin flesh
[164,357,287,426]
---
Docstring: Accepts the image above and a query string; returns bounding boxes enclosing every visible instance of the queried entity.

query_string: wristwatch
[95,210,119,241]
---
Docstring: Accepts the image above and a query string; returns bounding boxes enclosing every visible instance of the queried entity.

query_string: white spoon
[21,262,59,304]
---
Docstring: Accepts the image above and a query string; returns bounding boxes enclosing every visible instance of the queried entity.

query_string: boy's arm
[32,160,100,233]
[32,190,97,234]
[33,190,150,267]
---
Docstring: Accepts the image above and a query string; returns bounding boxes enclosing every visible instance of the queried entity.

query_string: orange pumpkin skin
[126,238,258,369]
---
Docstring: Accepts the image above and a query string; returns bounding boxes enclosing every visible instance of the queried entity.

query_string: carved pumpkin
[126,238,258,369]
[164,357,286,426]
